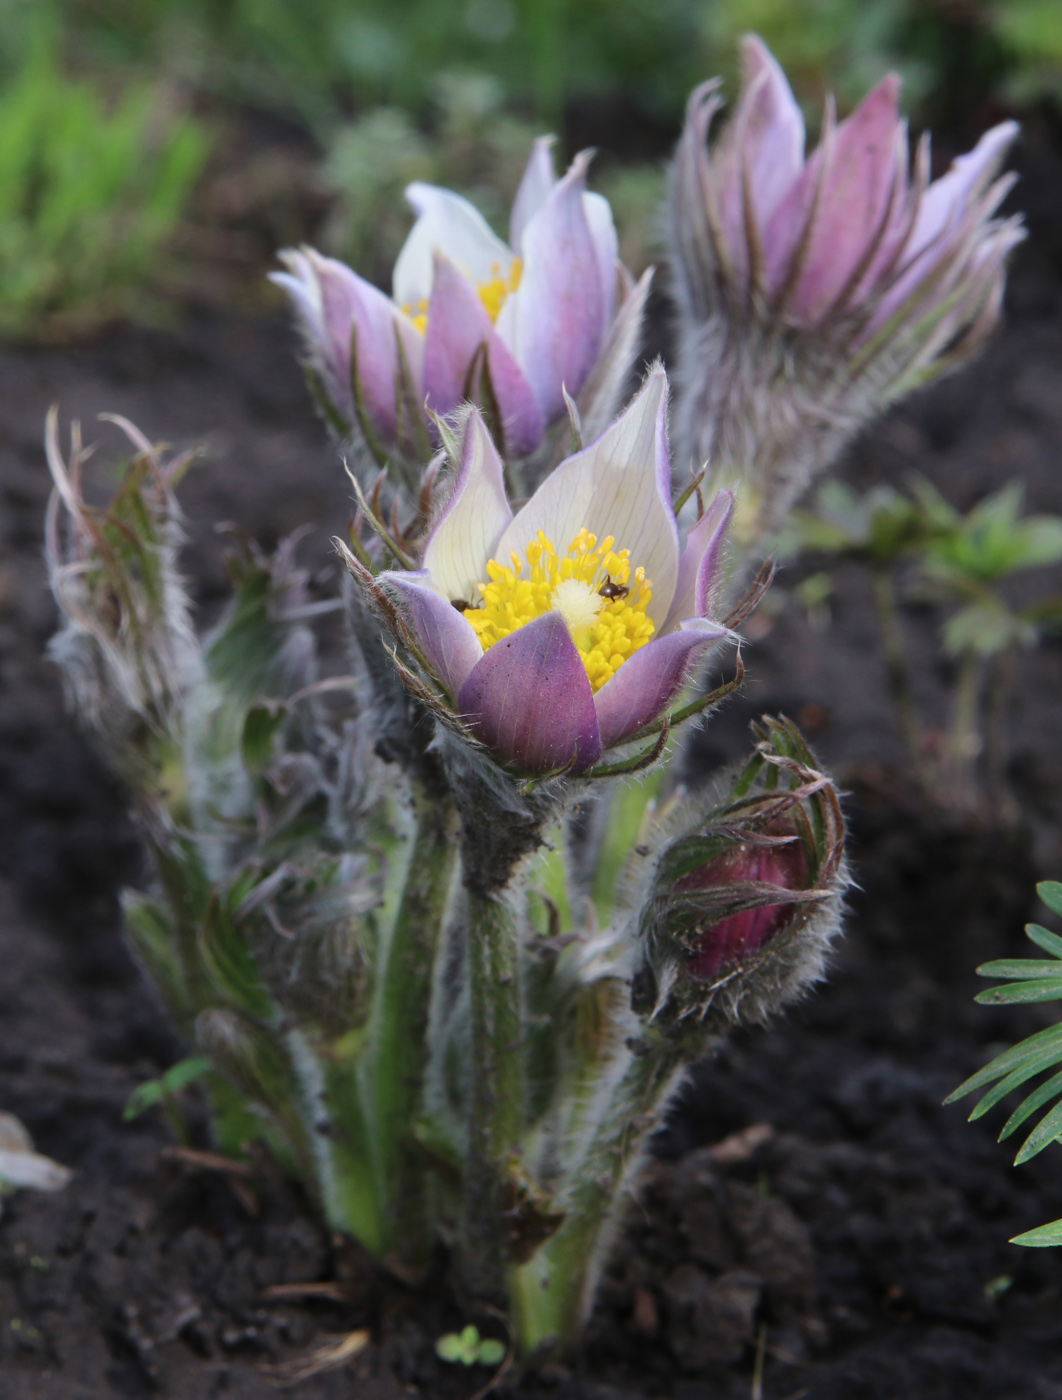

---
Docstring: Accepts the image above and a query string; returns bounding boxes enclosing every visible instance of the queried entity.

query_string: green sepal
[198,893,276,1023]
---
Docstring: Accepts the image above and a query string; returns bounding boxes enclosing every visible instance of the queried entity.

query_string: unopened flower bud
[632,717,847,1034]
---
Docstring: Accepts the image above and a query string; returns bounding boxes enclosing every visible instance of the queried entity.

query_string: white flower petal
[423,408,513,601]
[510,136,557,254]
[394,183,516,310]
[583,189,619,325]
[492,366,680,624]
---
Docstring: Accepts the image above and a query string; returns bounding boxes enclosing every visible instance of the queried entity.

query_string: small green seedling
[948,881,1062,1246]
[124,1055,213,1145]
[435,1325,506,1367]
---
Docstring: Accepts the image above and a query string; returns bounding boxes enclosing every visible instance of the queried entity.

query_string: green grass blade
[1027,922,1062,959]
[1015,1096,1062,1164]
[945,1023,1062,1103]
[1038,882,1062,919]
[975,978,1062,1005]
[1011,1218,1062,1247]
[976,960,1062,980]
[999,1067,1062,1140]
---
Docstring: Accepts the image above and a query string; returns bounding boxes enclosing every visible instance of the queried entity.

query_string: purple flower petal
[714,35,805,285]
[423,253,544,456]
[865,120,1020,336]
[509,151,607,423]
[593,621,726,750]
[457,612,603,772]
[272,249,422,441]
[665,489,734,630]
[422,407,512,601]
[510,137,557,254]
[395,183,515,310]
[773,75,904,324]
[379,571,483,698]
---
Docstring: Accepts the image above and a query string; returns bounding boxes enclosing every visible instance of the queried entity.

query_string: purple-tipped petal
[782,75,904,323]
[457,612,603,772]
[379,571,483,698]
[422,407,513,600]
[593,620,727,749]
[493,367,680,627]
[510,136,557,254]
[510,151,607,423]
[866,121,1021,334]
[273,248,420,440]
[665,489,734,630]
[423,253,545,455]
[714,35,806,283]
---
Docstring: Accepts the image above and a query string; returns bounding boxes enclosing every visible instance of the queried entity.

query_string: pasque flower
[273,138,621,460]
[669,35,1025,544]
[369,367,733,774]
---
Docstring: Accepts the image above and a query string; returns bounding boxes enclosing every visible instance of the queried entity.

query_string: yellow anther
[464,529,655,692]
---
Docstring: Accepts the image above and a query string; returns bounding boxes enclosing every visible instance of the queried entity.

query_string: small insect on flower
[598,574,630,601]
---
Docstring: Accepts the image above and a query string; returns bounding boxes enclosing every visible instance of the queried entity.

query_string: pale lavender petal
[510,136,557,254]
[457,612,603,772]
[511,151,606,423]
[593,620,727,749]
[379,571,484,697]
[738,36,806,229]
[905,121,1020,265]
[866,121,1020,333]
[394,183,515,310]
[272,248,418,441]
[665,489,734,631]
[422,407,512,600]
[493,367,680,626]
[583,190,619,326]
[785,75,903,323]
[714,35,805,282]
[423,253,545,455]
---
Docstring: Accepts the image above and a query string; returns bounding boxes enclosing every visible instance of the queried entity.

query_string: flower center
[464,528,655,693]
[402,258,522,336]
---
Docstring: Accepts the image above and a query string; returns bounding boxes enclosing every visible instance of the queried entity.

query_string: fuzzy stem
[359,784,460,1262]
[984,644,1018,825]
[870,565,922,766]
[463,883,525,1296]
[943,648,985,813]
[510,1039,685,1357]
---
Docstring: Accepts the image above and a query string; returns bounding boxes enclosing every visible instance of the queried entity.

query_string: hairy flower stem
[511,1039,686,1357]
[359,784,460,1263]
[870,566,922,766]
[463,882,525,1296]
[943,649,985,813]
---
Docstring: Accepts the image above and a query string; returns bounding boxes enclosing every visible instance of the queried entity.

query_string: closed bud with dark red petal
[631,716,847,1037]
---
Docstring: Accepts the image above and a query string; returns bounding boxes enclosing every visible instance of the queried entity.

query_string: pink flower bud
[676,837,808,980]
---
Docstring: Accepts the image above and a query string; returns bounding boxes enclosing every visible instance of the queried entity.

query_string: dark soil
[3,119,1062,1400]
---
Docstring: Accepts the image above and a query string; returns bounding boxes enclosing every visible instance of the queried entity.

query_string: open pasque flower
[273,139,622,462]
[367,368,733,774]
[669,35,1025,544]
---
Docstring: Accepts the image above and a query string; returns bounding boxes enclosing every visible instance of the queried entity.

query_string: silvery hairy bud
[632,715,847,1038]
[668,35,1024,547]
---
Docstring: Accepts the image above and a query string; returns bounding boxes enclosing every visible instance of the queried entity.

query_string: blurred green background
[0,0,1057,337]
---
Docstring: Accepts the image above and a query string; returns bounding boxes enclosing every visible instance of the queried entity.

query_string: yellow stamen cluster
[401,258,522,336]
[477,257,522,322]
[465,528,655,693]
